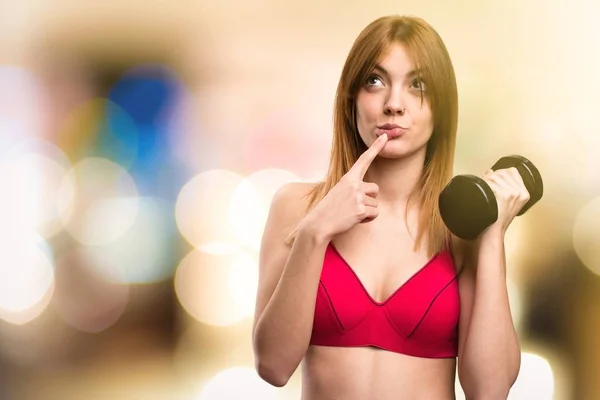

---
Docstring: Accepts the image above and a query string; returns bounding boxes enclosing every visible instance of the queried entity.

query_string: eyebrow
[372,65,424,78]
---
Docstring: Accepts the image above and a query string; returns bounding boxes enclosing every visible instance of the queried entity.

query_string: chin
[380,142,425,160]
[378,148,411,159]
[380,140,409,154]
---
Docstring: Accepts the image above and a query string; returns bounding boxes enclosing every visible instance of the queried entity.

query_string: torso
[297,184,462,400]
[302,346,456,400]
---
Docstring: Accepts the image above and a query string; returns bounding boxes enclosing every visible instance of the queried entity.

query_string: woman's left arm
[457,166,530,399]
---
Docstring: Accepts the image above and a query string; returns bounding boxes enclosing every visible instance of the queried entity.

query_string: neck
[363,149,426,215]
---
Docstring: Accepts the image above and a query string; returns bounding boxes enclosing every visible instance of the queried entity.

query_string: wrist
[298,216,332,246]
[480,225,505,243]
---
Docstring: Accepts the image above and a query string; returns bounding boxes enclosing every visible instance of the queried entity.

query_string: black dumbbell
[439,155,543,240]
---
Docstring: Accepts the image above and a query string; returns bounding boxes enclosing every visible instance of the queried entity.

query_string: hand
[302,133,389,241]
[481,167,531,238]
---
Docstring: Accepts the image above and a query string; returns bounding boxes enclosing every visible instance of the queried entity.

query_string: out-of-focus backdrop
[0,0,598,399]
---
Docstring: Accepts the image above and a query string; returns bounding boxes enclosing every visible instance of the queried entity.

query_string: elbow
[254,357,291,387]
[252,338,292,387]
[459,375,513,400]
[458,368,514,400]
[459,351,521,399]
[252,328,303,387]
[463,387,510,400]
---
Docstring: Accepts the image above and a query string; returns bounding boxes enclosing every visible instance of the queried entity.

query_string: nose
[384,89,406,116]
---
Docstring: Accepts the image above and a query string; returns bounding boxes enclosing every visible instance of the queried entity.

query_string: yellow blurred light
[81,197,174,284]
[0,235,54,325]
[521,116,565,156]
[174,249,258,326]
[229,168,300,251]
[57,157,139,246]
[55,98,105,161]
[503,217,528,280]
[227,250,259,318]
[173,321,258,383]
[573,196,600,276]
[175,169,244,251]
[55,98,138,168]
[53,249,130,333]
[568,108,600,191]
[507,278,524,333]
[199,241,240,255]
[509,352,554,399]
[196,367,277,400]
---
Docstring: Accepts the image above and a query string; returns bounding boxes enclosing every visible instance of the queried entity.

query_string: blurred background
[0,0,598,399]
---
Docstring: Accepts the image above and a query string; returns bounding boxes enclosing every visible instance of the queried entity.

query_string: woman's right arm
[252,182,329,387]
[252,133,388,386]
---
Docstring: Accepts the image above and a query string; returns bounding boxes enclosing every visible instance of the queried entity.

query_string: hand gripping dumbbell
[439,155,543,240]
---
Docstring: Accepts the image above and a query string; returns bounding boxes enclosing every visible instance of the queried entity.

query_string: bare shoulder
[270,181,319,228]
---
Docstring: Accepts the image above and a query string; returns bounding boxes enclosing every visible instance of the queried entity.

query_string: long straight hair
[287,15,459,258]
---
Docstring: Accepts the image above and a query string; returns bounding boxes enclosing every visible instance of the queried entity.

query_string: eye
[410,78,427,91]
[365,74,384,87]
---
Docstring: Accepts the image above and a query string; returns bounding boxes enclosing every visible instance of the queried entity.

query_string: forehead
[376,43,416,76]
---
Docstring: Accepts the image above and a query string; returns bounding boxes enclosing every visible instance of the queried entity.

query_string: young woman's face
[355,43,434,159]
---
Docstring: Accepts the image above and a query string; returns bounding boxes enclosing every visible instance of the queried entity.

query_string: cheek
[356,96,379,124]
[411,99,433,129]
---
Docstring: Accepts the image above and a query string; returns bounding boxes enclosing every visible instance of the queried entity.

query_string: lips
[379,123,406,130]
[377,123,407,139]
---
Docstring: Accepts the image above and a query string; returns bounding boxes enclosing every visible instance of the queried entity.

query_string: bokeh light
[507,278,524,333]
[573,196,600,276]
[503,217,528,281]
[56,98,139,168]
[0,142,72,238]
[196,366,278,400]
[0,65,47,142]
[58,157,139,246]
[0,234,54,325]
[509,352,555,399]
[53,249,130,333]
[242,107,331,177]
[227,250,260,318]
[108,64,183,132]
[81,196,176,284]
[568,107,600,192]
[107,64,191,197]
[175,169,244,252]
[229,168,300,251]
[174,249,258,326]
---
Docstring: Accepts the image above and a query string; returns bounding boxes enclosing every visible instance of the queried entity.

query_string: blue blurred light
[108,65,179,126]
[105,64,187,198]
[94,101,139,168]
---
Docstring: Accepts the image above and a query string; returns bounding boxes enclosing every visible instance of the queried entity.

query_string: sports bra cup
[309,243,460,358]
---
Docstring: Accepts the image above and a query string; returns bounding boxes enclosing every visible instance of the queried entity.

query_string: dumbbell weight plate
[491,155,543,216]
[439,174,499,240]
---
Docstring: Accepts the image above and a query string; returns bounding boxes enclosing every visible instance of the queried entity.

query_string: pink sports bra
[309,243,460,358]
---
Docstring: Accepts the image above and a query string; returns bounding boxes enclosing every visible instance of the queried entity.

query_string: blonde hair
[287,15,459,257]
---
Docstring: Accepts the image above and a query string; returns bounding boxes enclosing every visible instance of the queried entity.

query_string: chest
[331,222,439,304]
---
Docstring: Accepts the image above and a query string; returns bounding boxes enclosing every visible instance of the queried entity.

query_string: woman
[252,15,525,399]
